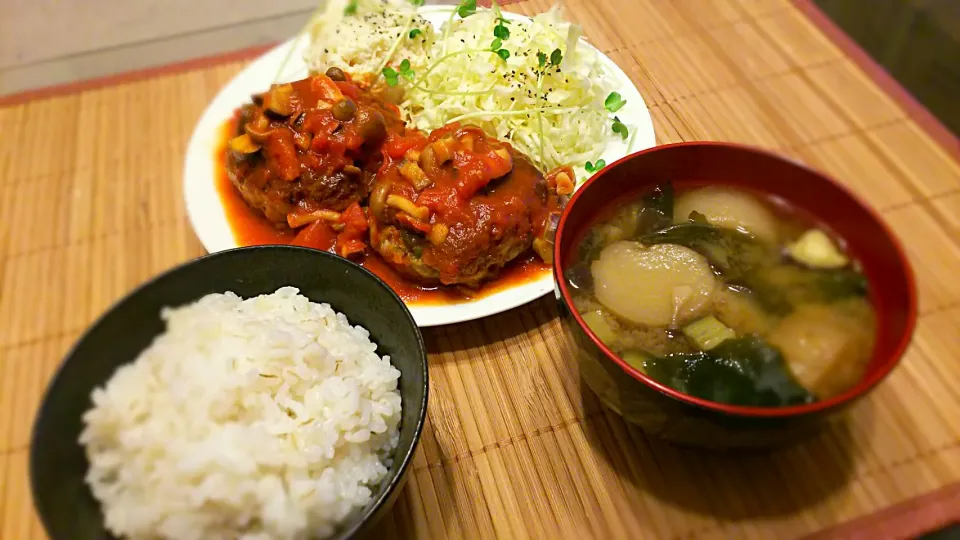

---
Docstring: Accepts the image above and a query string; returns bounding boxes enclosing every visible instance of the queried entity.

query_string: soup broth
[566,182,877,407]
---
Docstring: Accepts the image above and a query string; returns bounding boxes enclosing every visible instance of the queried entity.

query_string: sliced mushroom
[325,67,347,81]
[355,109,387,141]
[287,209,342,229]
[289,112,306,129]
[332,98,357,121]
[229,133,260,155]
[264,83,297,117]
[387,194,431,222]
[432,137,457,164]
[244,114,272,142]
[418,144,437,171]
[237,104,258,134]
[292,131,313,151]
[370,181,391,219]
[399,161,431,190]
[419,137,456,172]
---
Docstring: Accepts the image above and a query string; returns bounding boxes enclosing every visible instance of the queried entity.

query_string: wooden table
[2,0,959,538]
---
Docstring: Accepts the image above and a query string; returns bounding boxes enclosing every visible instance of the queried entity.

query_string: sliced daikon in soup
[591,241,717,327]
[766,299,876,399]
[674,186,778,241]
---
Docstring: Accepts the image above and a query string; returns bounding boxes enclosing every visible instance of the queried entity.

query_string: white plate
[184,7,655,327]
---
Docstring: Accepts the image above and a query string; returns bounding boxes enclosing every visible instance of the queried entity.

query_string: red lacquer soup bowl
[553,142,917,449]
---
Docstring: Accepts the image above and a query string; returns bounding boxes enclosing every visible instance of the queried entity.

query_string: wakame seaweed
[576,229,604,263]
[642,335,815,407]
[569,231,603,290]
[634,181,674,236]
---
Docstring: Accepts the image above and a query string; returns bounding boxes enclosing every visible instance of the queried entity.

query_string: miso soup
[565,182,877,407]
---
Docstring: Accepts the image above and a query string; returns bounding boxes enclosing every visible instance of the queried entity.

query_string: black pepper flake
[510,97,515,101]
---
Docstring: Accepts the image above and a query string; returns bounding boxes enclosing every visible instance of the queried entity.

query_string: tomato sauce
[214,118,550,305]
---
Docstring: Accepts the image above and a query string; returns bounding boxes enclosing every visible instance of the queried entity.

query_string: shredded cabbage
[303,1,625,175]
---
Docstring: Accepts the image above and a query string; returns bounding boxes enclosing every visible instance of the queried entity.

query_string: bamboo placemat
[2,0,960,538]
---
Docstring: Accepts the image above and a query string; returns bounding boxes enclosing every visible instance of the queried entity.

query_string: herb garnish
[383,59,415,87]
[490,38,510,60]
[604,91,626,113]
[399,59,415,80]
[611,116,629,140]
[585,159,606,173]
[383,67,399,86]
[535,48,562,78]
[494,16,510,40]
[550,48,563,66]
[457,0,477,18]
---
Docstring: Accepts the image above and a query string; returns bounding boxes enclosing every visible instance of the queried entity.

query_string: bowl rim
[553,141,918,418]
[29,245,429,539]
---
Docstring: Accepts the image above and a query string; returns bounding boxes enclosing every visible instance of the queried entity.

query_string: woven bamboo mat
[2,0,960,538]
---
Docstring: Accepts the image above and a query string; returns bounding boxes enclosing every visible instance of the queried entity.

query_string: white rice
[79,287,403,540]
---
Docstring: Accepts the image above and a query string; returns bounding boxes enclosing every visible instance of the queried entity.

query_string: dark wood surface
[815,0,960,135]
